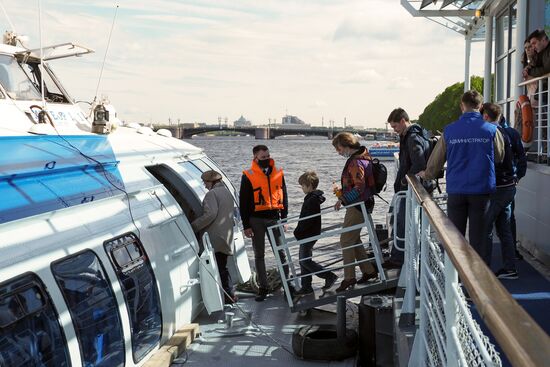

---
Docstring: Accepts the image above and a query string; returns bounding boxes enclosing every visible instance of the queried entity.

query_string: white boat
[0,33,251,366]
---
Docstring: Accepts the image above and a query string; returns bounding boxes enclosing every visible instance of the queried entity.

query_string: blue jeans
[299,241,334,288]
[484,186,516,269]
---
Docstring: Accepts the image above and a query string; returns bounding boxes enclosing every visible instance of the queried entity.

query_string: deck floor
[177,290,359,366]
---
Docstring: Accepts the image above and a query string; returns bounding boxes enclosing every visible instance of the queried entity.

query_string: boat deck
[177,290,359,366]
[471,246,550,367]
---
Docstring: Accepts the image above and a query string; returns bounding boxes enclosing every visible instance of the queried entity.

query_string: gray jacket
[191,182,234,255]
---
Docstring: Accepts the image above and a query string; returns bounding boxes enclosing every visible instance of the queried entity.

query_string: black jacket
[239,166,288,229]
[394,124,431,192]
[293,190,325,240]
[495,126,517,187]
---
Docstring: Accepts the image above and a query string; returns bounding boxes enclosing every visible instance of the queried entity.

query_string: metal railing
[403,174,550,367]
[266,201,396,312]
[518,73,550,163]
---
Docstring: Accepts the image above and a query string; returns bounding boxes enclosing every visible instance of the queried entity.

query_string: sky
[2,0,485,128]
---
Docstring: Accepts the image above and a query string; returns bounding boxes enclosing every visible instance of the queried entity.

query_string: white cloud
[0,0,486,126]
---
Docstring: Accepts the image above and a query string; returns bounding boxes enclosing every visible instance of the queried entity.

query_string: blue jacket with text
[444,111,497,195]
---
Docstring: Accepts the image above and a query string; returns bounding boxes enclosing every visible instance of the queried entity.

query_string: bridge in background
[154,125,397,140]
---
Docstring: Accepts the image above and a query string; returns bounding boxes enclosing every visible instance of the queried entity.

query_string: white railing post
[444,252,459,367]
[399,185,417,326]
[538,79,543,160]
[408,208,430,366]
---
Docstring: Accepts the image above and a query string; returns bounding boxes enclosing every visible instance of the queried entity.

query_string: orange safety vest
[243,160,284,212]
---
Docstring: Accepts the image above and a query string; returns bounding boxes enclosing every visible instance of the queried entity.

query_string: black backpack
[370,158,387,194]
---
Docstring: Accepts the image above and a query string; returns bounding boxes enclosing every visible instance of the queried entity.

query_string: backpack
[370,158,387,194]
[421,130,444,180]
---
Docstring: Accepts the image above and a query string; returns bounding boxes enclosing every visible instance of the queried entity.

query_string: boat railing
[266,200,395,311]
[518,73,550,164]
[403,174,550,367]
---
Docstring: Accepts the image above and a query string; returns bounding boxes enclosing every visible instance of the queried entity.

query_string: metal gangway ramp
[267,201,399,312]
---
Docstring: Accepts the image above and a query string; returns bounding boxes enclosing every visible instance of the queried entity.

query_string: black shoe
[255,288,268,302]
[284,285,297,299]
[357,271,378,284]
[322,273,338,290]
[294,287,314,296]
[382,259,403,270]
[495,269,519,280]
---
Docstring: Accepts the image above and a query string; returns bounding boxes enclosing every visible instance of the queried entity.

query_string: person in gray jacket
[192,170,237,304]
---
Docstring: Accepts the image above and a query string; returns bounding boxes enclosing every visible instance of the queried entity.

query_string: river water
[190,136,397,226]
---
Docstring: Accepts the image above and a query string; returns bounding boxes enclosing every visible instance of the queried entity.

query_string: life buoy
[516,95,534,148]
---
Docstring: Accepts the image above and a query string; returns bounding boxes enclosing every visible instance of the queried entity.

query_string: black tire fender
[292,324,358,361]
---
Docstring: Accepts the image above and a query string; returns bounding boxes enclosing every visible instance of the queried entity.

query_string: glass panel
[179,162,208,200]
[104,233,162,363]
[127,243,141,260]
[496,58,507,102]
[113,247,132,267]
[510,51,517,96]
[495,15,505,57]
[0,274,70,366]
[510,4,517,51]
[0,55,41,100]
[52,251,125,367]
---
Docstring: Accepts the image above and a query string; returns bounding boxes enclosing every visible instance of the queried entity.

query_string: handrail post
[267,226,293,306]
[444,252,458,367]
[399,185,417,326]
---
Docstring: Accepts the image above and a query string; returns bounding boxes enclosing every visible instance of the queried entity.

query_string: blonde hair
[298,170,319,189]
[332,132,360,149]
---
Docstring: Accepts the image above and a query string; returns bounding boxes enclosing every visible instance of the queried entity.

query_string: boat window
[0,54,41,100]
[52,251,125,367]
[0,273,70,367]
[146,164,203,223]
[21,62,69,103]
[104,233,162,363]
[189,158,242,226]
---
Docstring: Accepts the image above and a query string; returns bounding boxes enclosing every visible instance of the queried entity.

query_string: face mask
[339,151,351,159]
[258,159,270,168]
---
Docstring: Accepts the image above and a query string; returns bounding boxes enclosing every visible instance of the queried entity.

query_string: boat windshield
[0,54,41,100]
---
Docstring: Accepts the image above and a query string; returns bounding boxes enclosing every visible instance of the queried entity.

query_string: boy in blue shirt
[294,171,338,295]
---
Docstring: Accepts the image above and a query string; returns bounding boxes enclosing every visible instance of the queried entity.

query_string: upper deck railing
[404,174,550,366]
[517,73,550,164]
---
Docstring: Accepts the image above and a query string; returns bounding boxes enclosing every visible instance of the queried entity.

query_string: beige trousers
[340,208,375,280]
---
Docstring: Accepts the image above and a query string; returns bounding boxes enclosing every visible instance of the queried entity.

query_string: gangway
[267,201,399,313]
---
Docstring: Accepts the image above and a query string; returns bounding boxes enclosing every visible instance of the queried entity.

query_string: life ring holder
[516,95,534,148]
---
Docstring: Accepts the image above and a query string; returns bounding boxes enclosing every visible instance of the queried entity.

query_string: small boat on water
[368,142,399,160]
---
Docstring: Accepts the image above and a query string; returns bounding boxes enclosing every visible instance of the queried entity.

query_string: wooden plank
[143,323,200,367]
[406,174,550,367]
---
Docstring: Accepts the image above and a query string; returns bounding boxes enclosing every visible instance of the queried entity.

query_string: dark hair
[528,29,548,42]
[461,90,483,110]
[252,144,269,154]
[387,108,409,123]
[480,103,501,122]
[298,170,319,189]
[332,132,361,149]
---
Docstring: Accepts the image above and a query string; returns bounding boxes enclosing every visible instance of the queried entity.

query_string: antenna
[0,1,17,34]
[92,5,119,106]
[37,0,47,113]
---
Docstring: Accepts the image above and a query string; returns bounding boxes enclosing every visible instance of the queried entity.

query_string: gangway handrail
[406,174,550,367]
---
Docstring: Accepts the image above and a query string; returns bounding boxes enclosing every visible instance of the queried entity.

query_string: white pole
[483,16,493,102]
[464,36,472,92]
[515,0,528,100]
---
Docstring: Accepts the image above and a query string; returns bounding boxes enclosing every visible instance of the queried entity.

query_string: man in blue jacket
[420,91,504,258]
